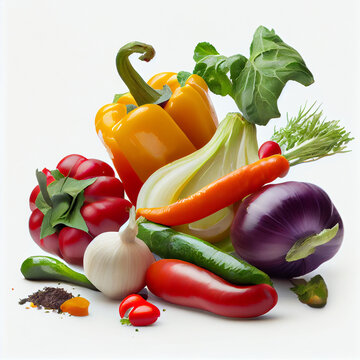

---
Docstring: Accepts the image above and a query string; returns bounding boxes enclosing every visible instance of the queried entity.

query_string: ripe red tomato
[258,141,282,159]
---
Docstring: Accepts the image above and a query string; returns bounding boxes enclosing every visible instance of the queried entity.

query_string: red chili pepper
[258,141,282,159]
[146,259,278,318]
[29,154,131,266]
[119,294,160,326]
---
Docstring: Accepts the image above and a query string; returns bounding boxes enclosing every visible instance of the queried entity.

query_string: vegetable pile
[22,25,354,324]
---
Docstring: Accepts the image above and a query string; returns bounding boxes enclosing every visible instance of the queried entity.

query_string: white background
[1,0,360,359]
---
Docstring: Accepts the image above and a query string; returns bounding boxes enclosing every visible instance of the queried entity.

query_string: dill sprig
[271,102,354,166]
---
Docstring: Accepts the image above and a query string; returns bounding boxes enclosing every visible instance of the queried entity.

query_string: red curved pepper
[119,294,160,326]
[146,259,278,318]
[29,154,131,266]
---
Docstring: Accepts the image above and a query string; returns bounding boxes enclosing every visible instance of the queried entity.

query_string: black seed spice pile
[19,287,74,311]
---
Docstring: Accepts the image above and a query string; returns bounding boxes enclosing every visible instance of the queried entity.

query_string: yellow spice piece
[60,297,90,317]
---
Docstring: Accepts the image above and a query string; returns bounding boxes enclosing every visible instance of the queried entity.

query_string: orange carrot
[136,155,290,226]
[60,297,90,316]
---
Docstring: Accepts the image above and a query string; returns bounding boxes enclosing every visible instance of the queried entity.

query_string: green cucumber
[137,221,272,286]
[20,256,98,291]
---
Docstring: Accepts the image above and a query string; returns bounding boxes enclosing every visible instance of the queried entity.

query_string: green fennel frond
[271,102,354,166]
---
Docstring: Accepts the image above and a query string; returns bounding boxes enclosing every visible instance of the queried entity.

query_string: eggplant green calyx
[286,224,339,262]
[290,275,328,308]
[35,169,97,239]
[115,41,172,106]
[192,26,314,126]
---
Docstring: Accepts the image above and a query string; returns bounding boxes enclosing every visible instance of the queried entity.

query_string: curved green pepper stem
[286,224,339,262]
[116,42,162,106]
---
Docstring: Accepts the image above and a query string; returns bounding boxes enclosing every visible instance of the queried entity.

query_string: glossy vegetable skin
[258,141,282,159]
[29,154,131,265]
[96,42,218,204]
[119,294,160,326]
[146,259,278,318]
[137,221,272,286]
[20,256,97,290]
[231,181,344,278]
[137,155,290,226]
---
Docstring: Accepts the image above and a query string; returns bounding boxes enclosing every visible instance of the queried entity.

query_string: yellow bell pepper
[95,42,218,204]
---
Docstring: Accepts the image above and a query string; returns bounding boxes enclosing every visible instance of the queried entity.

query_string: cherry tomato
[258,141,282,159]
[119,294,146,318]
[119,294,160,326]
[128,303,160,326]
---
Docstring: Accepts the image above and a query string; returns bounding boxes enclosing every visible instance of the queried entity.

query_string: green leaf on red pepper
[61,178,97,198]
[57,191,89,232]
[36,178,67,212]
[50,170,65,180]
[40,210,57,238]
[36,173,97,239]
[36,170,53,208]
[49,193,73,226]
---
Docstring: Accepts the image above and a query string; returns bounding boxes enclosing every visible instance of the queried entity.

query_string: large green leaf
[233,26,314,125]
[193,42,247,97]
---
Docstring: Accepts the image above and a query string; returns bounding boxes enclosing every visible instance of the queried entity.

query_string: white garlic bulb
[83,207,155,299]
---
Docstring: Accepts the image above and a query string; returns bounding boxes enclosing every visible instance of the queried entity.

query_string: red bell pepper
[146,259,278,318]
[29,154,131,266]
[119,294,160,326]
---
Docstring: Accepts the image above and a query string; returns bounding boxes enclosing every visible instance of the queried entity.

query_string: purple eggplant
[230,182,343,278]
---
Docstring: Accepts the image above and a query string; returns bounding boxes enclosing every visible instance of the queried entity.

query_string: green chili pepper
[137,220,272,286]
[20,256,98,290]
